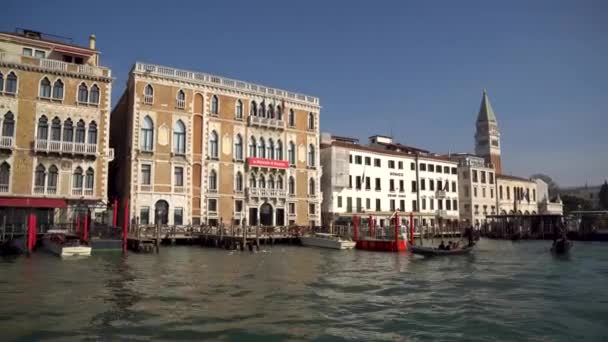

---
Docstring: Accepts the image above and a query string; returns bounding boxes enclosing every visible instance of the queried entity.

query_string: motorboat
[300,233,356,250]
[407,242,475,257]
[43,230,91,257]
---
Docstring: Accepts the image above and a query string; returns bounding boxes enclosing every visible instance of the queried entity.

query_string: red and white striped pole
[394,212,399,251]
[410,212,415,245]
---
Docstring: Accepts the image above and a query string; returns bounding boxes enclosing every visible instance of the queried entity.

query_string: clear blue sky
[5,0,607,187]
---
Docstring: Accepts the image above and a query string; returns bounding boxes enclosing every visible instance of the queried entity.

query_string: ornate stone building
[0,29,113,226]
[110,63,322,227]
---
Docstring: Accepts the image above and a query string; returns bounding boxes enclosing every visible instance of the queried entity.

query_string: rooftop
[497,174,535,183]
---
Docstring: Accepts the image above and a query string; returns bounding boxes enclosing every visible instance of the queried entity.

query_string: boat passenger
[446,241,452,251]
[438,240,446,250]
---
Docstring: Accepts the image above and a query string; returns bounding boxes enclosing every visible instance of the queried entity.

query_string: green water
[1,240,607,341]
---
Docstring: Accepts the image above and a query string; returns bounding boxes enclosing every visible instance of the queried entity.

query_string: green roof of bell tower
[477,89,497,123]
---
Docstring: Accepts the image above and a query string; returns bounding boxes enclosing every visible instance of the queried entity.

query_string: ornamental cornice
[0,61,112,83]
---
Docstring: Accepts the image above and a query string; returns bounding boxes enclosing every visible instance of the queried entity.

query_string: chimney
[89,34,96,50]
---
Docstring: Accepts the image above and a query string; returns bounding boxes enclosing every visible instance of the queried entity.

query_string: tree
[531,173,560,198]
[599,180,608,210]
[561,194,593,214]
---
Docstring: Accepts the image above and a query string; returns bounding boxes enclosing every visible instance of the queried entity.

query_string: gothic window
[249,136,257,157]
[173,120,186,154]
[39,77,51,98]
[88,121,97,145]
[211,95,219,114]
[78,83,88,103]
[89,85,100,104]
[234,134,243,161]
[2,112,14,137]
[75,120,86,143]
[209,130,219,158]
[141,116,154,151]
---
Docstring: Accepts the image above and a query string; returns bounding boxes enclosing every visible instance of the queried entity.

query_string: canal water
[1,240,607,341]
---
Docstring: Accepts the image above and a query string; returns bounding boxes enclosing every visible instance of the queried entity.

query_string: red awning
[0,197,67,208]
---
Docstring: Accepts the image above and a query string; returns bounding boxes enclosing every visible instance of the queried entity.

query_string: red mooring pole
[27,213,36,252]
[76,214,81,234]
[353,215,359,241]
[83,211,89,243]
[394,212,399,251]
[410,212,415,245]
[112,198,118,227]
[123,198,129,253]
[369,215,374,238]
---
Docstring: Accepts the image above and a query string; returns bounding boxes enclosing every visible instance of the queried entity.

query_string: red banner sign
[247,157,289,169]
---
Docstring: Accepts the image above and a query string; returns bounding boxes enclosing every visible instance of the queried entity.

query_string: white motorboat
[43,230,91,257]
[300,233,356,250]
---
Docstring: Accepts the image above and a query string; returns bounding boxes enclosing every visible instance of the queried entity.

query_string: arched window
[308,144,315,167]
[2,111,14,137]
[5,72,17,94]
[268,139,275,159]
[78,83,88,103]
[0,162,10,190]
[89,85,100,104]
[250,174,256,188]
[276,139,283,160]
[211,95,219,114]
[48,165,58,192]
[39,77,51,98]
[87,121,97,145]
[52,79,63,99]
[234,134,243,161]
[288,109,295,126]
[258,138,266,158]
[176,90,185,109]
[308,112,315,130]
[37,116,48,140]
[268,175,275,189]
[144,84,154,104]
[259,101,266,118]
[235,172,243,192]
[235,100,243,119]
[209,169,217,190]
[276,105,282,120]
[85,168,94,190]
[50,117,61,141]
[250,101,257,116]
[63,119,74,142]
[34,164,46,189]
[0,72,3,92]
[173,120,186,154]
[209,130,219,158]
[288,141,296,165]
[75,120,86,143]
[268,104,274,119]
[73,167,83,189]
[288,176,295,195]
[277,175,283,190]
[258,175,266,189]
[249,136,257,158]
[309,178,315,195]
[141,116,154,151]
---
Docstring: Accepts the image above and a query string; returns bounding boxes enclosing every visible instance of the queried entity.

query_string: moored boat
[551,238,572,254]
[43,230,91,257]
[300,233,356,250]
[407,242,475,257]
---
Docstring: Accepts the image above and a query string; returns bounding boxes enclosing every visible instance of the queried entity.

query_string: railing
[106,148,115,161]
[40,59,68,71]
[288,212,296,218]
[135,62,319,105]
[72,188,83,196]
[140,184,152,192]
[144,95,153,104]
[77,64,103,76]
[0,136,13,148]
[234,212,244,219]
[0,52,109,77]
[247,187,287,198]
[0,184,8,193]
[436,190,447,199]
[35,138,97,156]
[84,189,94,196]
[47,187,57,195]
[247,115,285,130]
[436,210,448,217]
[176,99,185,109]
[174,186,185,193]
[34,186,45,194]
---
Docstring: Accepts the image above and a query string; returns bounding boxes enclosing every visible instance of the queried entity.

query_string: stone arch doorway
[155,200,169,224]
[260,202,273,226]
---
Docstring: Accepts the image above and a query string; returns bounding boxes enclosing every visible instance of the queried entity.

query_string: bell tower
[475,89,502,174]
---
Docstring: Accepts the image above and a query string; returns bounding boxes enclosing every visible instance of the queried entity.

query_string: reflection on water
[1,240,608,341]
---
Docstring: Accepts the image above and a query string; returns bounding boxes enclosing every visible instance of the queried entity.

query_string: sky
[4,0,607,187]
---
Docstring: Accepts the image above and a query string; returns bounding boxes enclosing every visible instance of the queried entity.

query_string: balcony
[0,184,8,193]
[247,115,285,130]
[435,190,447,199]
[176,99,185,109]
[234,212,244,220]
[72,188,83,196]
[140,184,152,192]
[436,210,448,217]
[288,212,296,218]
[174,186,185,193]
[35,139,97,156]
[0,52,111,78]
[34,186,45,194]
[106,148,115,161]
[247,187,287,198]
[0,136,13,149]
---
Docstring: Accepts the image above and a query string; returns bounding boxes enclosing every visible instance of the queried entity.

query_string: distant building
[475,90,502,174]
[535,178,563,214]
[0,29,113,226]
[110,62,321,227]
[559,185,602,209]
[320,134,459,228]
[448,153,497,227]
[495,174,538,215]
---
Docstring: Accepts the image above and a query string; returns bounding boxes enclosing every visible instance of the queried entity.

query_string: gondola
[407,242,475,257]
[551,238,572,255]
